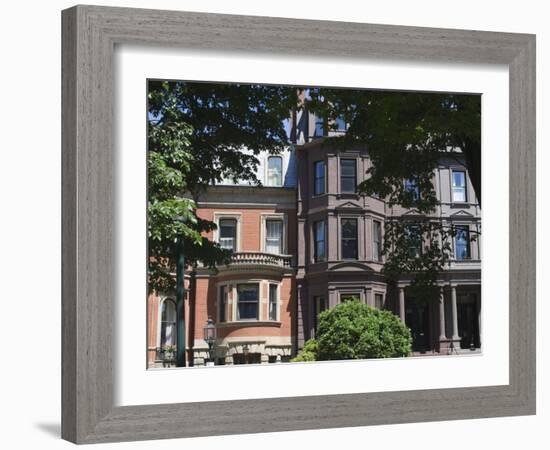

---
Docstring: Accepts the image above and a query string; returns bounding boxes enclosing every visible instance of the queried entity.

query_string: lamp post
[203,317,217,366]
[174,215,187,368]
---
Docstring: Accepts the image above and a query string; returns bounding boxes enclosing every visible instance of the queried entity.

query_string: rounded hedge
[317,300,412,360]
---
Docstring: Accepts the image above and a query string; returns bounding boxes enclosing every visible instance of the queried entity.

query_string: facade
[147,118,482,368]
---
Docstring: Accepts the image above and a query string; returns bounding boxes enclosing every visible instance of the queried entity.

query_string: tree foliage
[316,300,412,360]
[290,339,319,362]
[147,81,297,292]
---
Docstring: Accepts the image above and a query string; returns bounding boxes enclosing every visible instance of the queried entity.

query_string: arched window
[159,299,177,348]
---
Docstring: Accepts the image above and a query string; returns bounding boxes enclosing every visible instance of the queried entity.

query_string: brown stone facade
[147,140,482,368]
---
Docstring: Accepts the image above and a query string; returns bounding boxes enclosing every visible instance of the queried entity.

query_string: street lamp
[203,317,217,366]
[174,215,187,368]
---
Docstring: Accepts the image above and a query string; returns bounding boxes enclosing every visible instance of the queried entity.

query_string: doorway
[405,299,431,352]
[457,295,481,349]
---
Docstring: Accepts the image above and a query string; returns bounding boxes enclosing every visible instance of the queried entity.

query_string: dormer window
[452,170,467,203]
[267,156,283,186]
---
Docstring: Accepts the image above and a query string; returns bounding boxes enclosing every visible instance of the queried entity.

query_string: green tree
[291,339,319,362]
[316,300,412,360]
[147,81,297,291]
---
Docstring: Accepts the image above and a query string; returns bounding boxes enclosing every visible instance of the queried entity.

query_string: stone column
[439,288,446,341]
[451,285,460,340]
[398,287,405,322]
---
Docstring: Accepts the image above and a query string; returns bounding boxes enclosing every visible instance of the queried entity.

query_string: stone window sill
[216,320,282,328]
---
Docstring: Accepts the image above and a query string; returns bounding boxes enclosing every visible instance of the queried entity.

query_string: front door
[405,300,431,352]
[458,296,480,349]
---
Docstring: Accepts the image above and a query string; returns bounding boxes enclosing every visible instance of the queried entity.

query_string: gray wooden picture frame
[61,5,536,444]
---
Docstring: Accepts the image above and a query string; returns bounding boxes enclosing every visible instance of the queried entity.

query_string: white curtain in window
[265,220,283,254]
[267,156,283,186]
[452,172,466,202]
[160,300,176,347]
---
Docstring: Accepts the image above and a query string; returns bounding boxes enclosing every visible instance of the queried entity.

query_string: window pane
[373,220,382,261]
[452,171,467,202]
[314,221,326,261]
[219,286,226,322]
[269,284,278,321]
[336,116,346,131]
[267,156,282,186]
[314,161,325,195]
[341,218,358,259]
[406,225,422,257]
[265,220,283,254]
[340,159,356,193]
[160,300,176,347]
[342,219,357,238]
[162,300,176,322]
[219,219,236,250]
[237,284,259,320]
[453,171,465,188]
[341,177,356,193]
[405,179,420,200]
[455,225,471,260]
[341,159,356,176]
[452,187,466,202]
[314,116,324,137]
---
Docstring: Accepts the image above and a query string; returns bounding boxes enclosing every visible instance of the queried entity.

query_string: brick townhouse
[147,112,482,367]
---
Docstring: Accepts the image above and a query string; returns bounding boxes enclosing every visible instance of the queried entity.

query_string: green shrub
[317,300,412,360]
[291,339,319,362]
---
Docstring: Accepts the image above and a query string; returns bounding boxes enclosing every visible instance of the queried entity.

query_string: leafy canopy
[147,81,296,292]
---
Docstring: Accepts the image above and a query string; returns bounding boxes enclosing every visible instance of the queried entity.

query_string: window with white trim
[269,284,278,321]
[159,299,176,348]
[237,283,259,320]
[265,219,283,254]
[218,218,237,251]
[452,170,467,203]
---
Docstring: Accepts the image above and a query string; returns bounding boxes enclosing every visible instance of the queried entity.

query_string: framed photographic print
[62,5,535,444]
